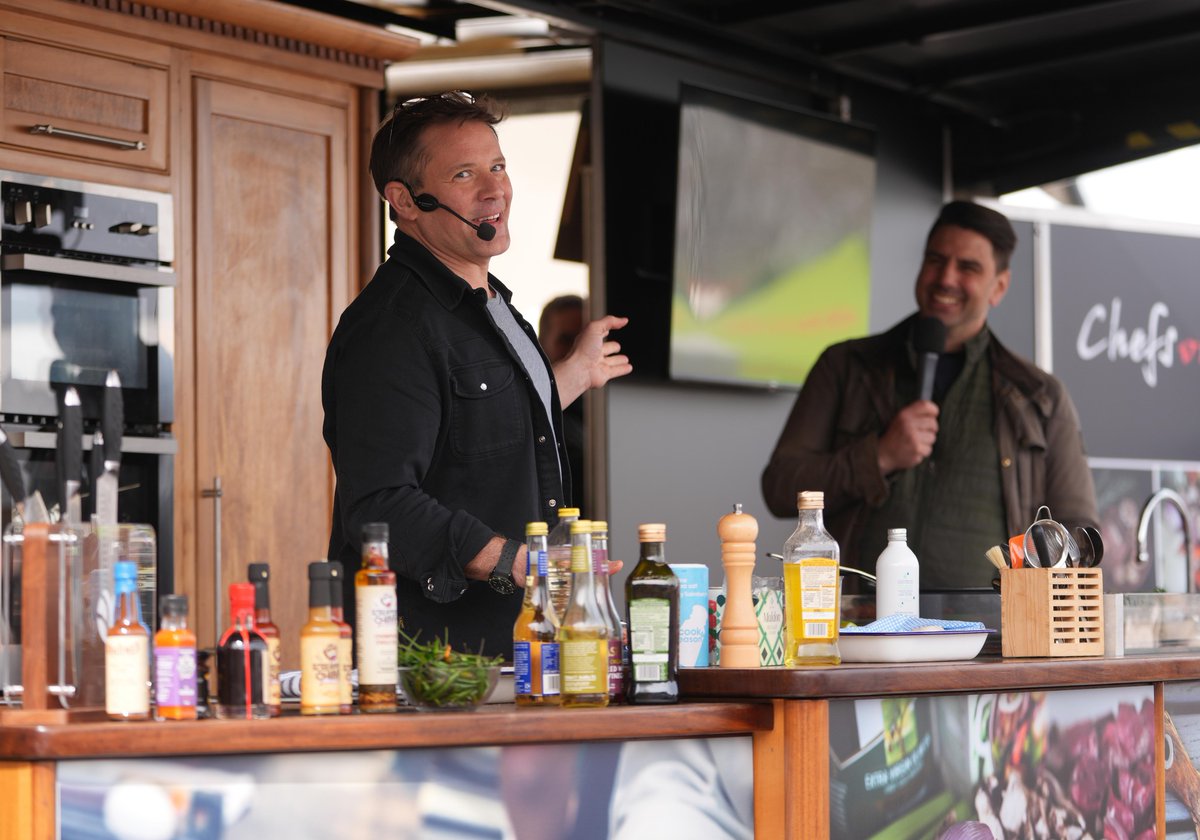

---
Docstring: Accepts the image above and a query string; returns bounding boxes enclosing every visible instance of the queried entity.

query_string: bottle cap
[887,528,907,541]
[591,520,608,533]
[160,594,188,618]
[114,560,138,594]
[570,519,592,535]
[363,522,388,543]
[637,523,666,542]
[558,507,581,519]
[228,582,255,613]
[308,561,334,579]
[248,563,269,582]
[797,490,824,510]
[327,561,345,608]
[526,521,548,536]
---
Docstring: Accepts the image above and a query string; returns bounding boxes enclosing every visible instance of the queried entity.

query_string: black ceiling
[294,0,1200,194]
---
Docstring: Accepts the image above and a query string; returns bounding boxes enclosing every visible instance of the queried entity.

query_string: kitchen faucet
[1136,488,1196,593]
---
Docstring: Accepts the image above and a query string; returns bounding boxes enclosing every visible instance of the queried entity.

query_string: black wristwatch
[488,539,521,594]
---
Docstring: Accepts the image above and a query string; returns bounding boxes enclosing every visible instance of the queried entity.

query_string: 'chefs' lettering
[1076,297,1177,387]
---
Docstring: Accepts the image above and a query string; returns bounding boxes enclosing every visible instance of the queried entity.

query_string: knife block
[1000,566,1104,657]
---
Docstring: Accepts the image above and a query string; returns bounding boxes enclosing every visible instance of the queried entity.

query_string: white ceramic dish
[838,629,993,663]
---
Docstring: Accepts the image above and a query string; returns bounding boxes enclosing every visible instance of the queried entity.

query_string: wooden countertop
[679,653,1200,699]
[0,701,771,761]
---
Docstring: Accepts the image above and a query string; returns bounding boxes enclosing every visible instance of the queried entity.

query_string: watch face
[488,574,516,595]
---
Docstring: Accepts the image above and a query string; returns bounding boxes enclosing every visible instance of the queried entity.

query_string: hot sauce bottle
[327,561,353,714]
[154,594,197,720]
[216,583,269,720]
[355,523,398,713]
[301,562,342,716]
[247,563,282,716]
[106,560,151,720]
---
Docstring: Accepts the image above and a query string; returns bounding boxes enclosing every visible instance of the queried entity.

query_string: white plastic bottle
[875,528,920,619]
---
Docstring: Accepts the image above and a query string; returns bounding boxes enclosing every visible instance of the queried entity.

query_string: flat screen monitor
[670,85,876,389]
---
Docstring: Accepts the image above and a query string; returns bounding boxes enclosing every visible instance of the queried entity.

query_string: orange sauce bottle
[154,594,197,720]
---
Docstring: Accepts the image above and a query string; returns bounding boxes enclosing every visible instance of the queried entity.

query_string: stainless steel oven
[0,170,175,586]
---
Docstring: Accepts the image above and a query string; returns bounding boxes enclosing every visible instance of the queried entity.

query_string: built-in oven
[0,170,175,585]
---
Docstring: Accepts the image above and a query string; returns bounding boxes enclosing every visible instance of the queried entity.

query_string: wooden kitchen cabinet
[188,71,354,660]
[0,0,415,669]
[0,31,170,172]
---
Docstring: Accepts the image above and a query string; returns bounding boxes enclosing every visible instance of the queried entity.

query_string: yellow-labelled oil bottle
[513,521,561,706]
[558,520,610,707]
[356,522,399,712]
[625,523,679,704]
[782,490,841,665]
[300,562,343,715]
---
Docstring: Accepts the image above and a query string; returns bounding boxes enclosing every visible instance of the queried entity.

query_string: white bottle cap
[887,528,907,541]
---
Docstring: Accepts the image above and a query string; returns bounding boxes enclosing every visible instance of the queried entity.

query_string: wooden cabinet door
[191,77,351,664]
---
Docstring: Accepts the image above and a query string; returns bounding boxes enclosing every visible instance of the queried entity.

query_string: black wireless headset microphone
[407,187,497,242]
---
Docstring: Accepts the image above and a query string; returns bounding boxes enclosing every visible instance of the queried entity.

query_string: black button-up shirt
[322,230,569,659]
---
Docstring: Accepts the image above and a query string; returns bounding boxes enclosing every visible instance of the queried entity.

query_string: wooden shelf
[680,653,1200,699]
[0,702,772,760]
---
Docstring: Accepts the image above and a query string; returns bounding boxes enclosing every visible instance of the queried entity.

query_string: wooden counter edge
[0,701,772,760]
[680,654,1200,699]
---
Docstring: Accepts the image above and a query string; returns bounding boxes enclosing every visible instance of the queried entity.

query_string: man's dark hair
[369,91,504,198]
[538,294,585,339]
[929,200,1018,272]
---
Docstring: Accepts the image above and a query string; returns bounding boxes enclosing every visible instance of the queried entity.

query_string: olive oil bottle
[558,520,610,708]
[782,490,841,666]
[513,521,561,706]
[625,523,679,704]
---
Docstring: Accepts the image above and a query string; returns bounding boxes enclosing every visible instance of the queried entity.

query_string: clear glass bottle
[327,561,354,714]
[106,559,150,720]
[513,521,561,706]
[558,520,610,708]
[216,583,269,720]
[546,506,580,619]
[301,562,342,716]
[247,563,282,717]
[356,522,398,712]
[591,521,626,703]
[783,490,841,665]
[154,594,197,721]
[625,523,679,704]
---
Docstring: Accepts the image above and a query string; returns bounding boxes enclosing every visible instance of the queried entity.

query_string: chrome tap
[1136,488,1196,593]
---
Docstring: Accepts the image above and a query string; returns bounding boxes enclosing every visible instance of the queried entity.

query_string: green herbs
[397,633,503,709]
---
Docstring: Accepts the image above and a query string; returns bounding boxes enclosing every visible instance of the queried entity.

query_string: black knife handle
[88,430,104,519]
[59,387,83,495]
[0,427,27,503]
[102,370,123,464]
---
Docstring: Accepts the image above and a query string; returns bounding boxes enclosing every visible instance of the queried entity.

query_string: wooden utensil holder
[1001,567,1104,657]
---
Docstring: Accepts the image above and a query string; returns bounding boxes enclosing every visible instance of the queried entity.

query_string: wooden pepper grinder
[718,503,759,668]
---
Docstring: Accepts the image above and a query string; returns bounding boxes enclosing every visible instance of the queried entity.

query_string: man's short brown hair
[369,91,504,198]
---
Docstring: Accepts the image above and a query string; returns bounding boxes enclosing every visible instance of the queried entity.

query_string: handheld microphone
[412,192,496,242]
[914,316,947,402]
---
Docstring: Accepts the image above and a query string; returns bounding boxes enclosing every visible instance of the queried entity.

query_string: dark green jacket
[761,316,1099,573]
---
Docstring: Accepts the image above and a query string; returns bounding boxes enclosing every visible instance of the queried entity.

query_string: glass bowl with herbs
[397,634,504,711]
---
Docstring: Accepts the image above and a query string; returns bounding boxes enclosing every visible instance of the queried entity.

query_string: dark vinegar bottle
[216,583,269,720]
[625,523,680,704]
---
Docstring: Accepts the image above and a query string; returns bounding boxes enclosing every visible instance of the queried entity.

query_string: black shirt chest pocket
[449,359,526,459]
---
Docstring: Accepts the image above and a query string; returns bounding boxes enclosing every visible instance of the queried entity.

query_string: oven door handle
[6,431,177,455]
[2,254,175,287]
